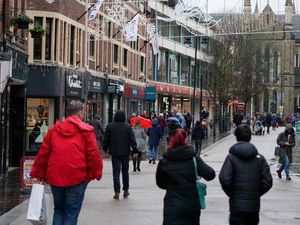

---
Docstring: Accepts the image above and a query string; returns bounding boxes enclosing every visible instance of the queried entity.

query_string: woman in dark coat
[276,124,295,180]
[156,129,215,225]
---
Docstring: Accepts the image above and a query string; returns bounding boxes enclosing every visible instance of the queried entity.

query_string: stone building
[240,0,298,117]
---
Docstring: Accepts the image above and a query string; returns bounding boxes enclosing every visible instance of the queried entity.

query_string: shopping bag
[193,157,207,209]
[196,176,207,209]
[274,146,281,156]
[27,184,48,225]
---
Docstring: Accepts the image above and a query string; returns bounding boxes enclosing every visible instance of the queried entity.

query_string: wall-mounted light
[112,69,115,74]
[128,74,132,78]
[96,65,100,70]
[76,60,81,65]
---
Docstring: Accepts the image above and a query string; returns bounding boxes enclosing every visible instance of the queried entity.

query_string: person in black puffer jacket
[156,129,215,225]
[219,124,273,225]
[103,110,138,200]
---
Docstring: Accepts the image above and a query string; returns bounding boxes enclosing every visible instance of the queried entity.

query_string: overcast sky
[207,0,299,13]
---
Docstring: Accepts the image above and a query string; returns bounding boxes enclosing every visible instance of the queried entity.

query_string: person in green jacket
[276,124,295,181]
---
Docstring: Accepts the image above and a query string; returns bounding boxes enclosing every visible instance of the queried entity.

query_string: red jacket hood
[55,116,93,136]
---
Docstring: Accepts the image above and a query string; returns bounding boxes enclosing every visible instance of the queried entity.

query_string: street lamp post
[192,35,199,127]
[279,75,287,117]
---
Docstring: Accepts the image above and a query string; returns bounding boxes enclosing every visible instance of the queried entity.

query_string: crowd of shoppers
[31,102,296,225]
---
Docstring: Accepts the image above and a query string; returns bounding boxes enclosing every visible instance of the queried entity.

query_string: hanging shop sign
[89,76,105,93]
[146,86,156,101]
[65,72,83,98]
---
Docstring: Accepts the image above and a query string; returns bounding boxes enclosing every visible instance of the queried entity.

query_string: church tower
[254,0,259,16]
[285,0,294,25]
[243,0,251,15]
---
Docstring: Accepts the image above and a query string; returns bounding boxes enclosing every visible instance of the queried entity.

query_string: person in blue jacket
[147,118,162,164]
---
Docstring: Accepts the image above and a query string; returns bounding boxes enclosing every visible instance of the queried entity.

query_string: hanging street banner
[88,0,104,21]
[151,33,160,55]
[124,14,139,42]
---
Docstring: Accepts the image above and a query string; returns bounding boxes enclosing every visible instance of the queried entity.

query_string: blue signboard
[146,86,156,101]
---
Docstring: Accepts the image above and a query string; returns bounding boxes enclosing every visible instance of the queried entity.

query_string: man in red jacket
[31,100,103,225]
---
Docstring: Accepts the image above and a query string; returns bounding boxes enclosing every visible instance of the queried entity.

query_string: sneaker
[113,192,120,200]
[137,168,141,172]
[148,159,152,164]
[123,190,130,198]
[276,170,282,179]
[152,161,156,164]
[286,176,292,181]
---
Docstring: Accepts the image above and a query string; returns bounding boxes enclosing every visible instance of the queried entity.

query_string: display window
[26,98,55,153]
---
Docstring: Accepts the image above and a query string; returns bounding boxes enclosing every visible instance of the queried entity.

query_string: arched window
[273,50,278,82]
[264,47,270,83]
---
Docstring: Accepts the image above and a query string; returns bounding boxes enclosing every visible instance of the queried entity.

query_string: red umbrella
[130,116,152,128]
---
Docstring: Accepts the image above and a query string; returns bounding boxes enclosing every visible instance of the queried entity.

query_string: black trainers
[152,161,156,164]
[276,170,282,179]
[286,176,292,181]
[149,159,152,164]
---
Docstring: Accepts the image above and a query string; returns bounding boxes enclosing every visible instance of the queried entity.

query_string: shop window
[33,17,43,60]
[45,18,53,60]
[26,98,55,153]
[123,48,128,67]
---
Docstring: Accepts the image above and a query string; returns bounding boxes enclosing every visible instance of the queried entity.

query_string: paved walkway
[1,127,300,225]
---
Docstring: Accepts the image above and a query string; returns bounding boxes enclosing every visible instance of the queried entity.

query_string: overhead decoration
[105,0,127,28]
[146,23,156,39]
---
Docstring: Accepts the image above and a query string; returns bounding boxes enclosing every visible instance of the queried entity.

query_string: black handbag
[274,146,281,156]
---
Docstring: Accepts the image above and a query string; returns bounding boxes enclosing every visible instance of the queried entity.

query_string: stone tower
[285,0,294,25]
[243,0,251,15]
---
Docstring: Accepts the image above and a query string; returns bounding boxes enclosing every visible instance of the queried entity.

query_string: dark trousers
[132,152,142,171]
[194,140,202,155]
[51,181,88,225]
[230,211,259,225]
[112,155,129,193]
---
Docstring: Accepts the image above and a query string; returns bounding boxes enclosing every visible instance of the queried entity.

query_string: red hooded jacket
[30,116,103,187]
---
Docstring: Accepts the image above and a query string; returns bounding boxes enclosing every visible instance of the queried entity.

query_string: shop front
[105,79,124,123]
[123,83,145,118]
[86,75,106,121]
[26,66,86,156]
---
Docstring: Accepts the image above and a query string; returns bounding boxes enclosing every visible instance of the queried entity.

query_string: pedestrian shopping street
[1,127,300,225]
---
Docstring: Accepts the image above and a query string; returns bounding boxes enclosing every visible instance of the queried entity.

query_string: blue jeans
[284,155,290,176]
[51,181,88,225]
[279,155,290,177]
[149,145,158,161]
[112,156,129,193]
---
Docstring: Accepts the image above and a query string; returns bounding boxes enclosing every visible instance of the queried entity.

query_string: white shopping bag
[27,184,48,225]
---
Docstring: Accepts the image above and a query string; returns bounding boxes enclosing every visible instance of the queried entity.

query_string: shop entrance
[9,85,26,167]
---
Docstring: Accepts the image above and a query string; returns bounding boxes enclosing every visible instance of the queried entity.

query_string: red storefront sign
[147,81,210,99]
[123,84,132,98]
[137,87,145,99]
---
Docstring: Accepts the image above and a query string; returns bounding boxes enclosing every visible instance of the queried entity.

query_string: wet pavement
[0,169,28,216]
[0,128,232,216]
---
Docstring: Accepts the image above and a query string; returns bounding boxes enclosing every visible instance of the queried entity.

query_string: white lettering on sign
[67,74,82,88]
[93,81,101,89]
